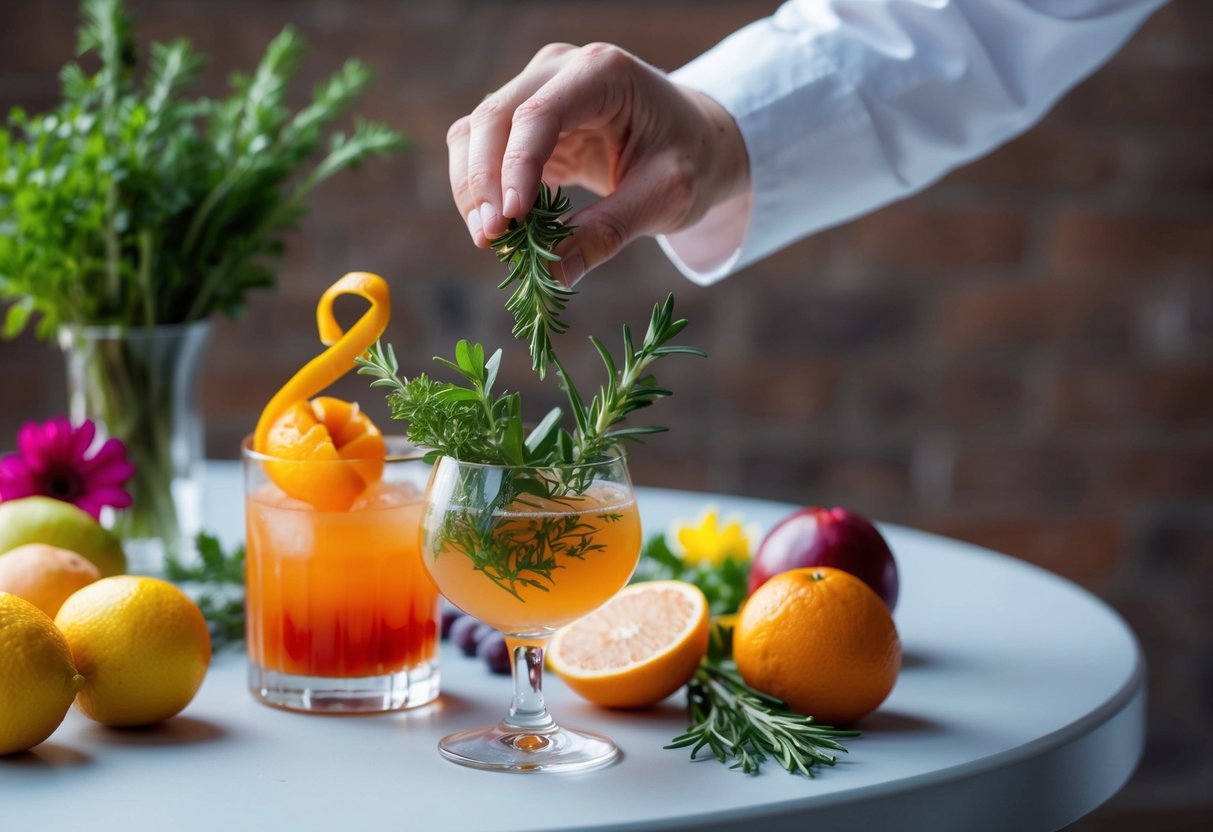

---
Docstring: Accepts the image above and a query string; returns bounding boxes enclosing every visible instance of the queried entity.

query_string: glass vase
[59,321,212,574]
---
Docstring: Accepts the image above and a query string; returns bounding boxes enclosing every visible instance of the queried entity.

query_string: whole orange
[733,566,901,724]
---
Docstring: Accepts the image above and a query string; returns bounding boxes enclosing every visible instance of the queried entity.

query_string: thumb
[552,162,690,286]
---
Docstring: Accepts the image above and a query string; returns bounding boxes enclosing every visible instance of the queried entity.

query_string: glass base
[438,723,619,773]
[249,661,439,713]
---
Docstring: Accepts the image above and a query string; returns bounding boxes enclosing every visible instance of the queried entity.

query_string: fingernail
[557,250,585,286]
[467,208,483,243]
[479,202,500,236]
[503,188,522,218]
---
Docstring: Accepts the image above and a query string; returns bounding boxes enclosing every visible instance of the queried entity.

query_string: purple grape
[476,631,511,675]
[440,605,463,640]
[471,622,495,651]
[449,616,482,656]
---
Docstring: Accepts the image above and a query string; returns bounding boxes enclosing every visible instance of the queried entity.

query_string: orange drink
[421,452,641,771]
[244,440,439,712]
[427,485,640,635]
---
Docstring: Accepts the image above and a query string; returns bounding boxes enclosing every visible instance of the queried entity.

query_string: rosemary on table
[667,627,860,776]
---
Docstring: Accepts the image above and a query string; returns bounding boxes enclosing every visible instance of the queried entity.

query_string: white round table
[1,463,1144,831]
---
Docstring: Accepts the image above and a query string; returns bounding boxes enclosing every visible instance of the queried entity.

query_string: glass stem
[503,639,556,733]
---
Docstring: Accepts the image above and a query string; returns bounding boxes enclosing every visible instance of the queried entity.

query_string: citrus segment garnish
[253,272,392,510]
[548,580,710,709]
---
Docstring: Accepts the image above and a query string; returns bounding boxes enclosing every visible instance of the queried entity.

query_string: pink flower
[0,416,135,518]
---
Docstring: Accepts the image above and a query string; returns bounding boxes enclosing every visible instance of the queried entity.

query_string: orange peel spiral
[252,272,392,511]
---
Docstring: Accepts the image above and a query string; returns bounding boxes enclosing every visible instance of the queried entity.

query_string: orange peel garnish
[253,272,392,511]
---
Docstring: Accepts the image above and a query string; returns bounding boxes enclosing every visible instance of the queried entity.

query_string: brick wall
[1,2,1210,826]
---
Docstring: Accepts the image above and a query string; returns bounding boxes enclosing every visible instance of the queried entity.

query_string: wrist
[655,86,752,284]
[684,86,751,212]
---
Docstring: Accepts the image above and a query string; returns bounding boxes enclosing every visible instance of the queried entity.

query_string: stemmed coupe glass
[421,451,641,772]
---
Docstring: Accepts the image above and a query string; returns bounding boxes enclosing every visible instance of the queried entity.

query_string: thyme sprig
[490,183,575,379]
[667,627,860,776]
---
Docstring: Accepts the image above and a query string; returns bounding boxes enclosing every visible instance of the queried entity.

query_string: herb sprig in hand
[357,185,703,469]
[491,183,576,380]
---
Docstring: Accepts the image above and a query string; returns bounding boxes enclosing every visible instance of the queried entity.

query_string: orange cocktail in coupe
[357,187,705,772]
[243,272,438,713]
[425,484,641,636]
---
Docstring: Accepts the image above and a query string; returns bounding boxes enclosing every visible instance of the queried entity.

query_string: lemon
[55,576,212,727]
[548,581,710,709]
[0,592,85,755]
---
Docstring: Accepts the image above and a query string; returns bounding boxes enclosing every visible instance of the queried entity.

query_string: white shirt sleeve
[656,0,1168,285]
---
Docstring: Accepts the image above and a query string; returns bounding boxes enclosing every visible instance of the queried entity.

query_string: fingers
[449,44,577,245]
[446,116,484,245]
[553,156,695,286]
[499,44,635,219]
[449,42,646,248]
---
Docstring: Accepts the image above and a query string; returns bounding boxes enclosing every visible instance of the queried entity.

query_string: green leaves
[0,0,405,337]
[567,294,707,461]
[163,532,246,652]
[632,532,750,618]
[361,186,704,476]
[666,626,861,776]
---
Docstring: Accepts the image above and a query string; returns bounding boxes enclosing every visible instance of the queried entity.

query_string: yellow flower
[671,506,757,568]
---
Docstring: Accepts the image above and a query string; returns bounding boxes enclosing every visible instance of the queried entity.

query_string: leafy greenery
[357,295,704,470]
[667,625,860,776]
[0,0,405,337]
[163,532,246,651]
[358,187,702,599]
[632,532,750,617]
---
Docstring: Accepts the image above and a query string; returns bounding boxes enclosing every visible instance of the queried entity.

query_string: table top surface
[1,463,1144,832]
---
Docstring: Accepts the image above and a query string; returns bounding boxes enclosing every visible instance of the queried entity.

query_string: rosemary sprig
[667,627,860,776]
[163,532,246,652]
[559,295,706,463]
[359,185,703,600]
[438,509,610,601]
[490,183,575,379]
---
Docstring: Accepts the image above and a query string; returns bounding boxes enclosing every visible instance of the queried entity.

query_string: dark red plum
[749,507,899,611]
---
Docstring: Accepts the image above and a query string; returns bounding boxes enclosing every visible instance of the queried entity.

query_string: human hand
[447,42,749,285]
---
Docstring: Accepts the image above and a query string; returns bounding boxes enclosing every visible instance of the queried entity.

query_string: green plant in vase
[0,0,405,566]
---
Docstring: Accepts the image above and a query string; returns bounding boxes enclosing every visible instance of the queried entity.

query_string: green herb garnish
[439,507,613,601]
[667,626,860,776]
[358,187,703,598]
[0,0,405,337]
[492,183,575,380]
[357,189,704,470]
[164,532,246,652]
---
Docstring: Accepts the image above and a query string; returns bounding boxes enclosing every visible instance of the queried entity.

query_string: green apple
[0,497,126,577]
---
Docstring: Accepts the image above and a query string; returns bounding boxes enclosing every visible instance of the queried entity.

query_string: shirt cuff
[657,10,905,285]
